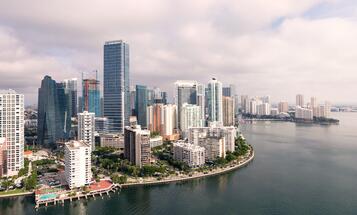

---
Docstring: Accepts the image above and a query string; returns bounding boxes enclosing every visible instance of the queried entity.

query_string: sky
[0,0,357,105]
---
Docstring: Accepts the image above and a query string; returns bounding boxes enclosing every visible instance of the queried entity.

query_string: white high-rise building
[65,140,92,189]
[249,99,258,115]
[180,103,203,136]
[162,104,177,136]
[257,103,271,116]
[0,90,24,176]
[296,94,304,107]
[295,106,313,120]
[78,111,95,151]
[173,141,205,167]
[207,78,223,124]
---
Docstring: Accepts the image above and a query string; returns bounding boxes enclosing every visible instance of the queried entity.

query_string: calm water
[1,112,357,215]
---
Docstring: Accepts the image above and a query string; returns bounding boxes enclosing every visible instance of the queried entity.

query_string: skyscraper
[207,78,223,124]
[278,101,289,113]
[63,78,78,117]
[82,78,101,116]
[175,80,198,129]
[124,125,151,167]
[78,111,95,151]
[222,96,235,126]
[296,94,304,107]
[38,76,72,148]
[103,40,130,133]
[135,85,148,128]
[0,90,24,176]
[147,104,163,134]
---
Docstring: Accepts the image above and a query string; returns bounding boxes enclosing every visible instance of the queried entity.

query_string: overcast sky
[0,0,356,105]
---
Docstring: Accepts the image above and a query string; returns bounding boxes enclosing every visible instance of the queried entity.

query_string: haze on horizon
[0,0,356,105]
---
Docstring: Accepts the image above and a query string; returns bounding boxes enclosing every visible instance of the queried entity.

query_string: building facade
[0,90,24,176]
[135,85,148,128]
[222,96,235,126]
[63,78,78,117]
[147,104,163,134]
[65,140,92,189]
[278,101,289,113]
[180,103,203,136]
[82,79,101,117]
[78,111,95,151]
[173,141,205,167]
[124,125,151,167]
[296,94,304,107]
[0,138,7,177]
[207,78,223,124]
[103,40,130,133]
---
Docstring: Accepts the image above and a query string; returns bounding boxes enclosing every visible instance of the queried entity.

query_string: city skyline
[0,1,357,105]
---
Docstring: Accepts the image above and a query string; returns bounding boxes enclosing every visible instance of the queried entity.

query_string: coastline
[0,191,34,198]
[121,146,255,188]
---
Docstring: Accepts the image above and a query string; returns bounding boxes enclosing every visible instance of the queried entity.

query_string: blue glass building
[82,79,101,116]
[38,76,72,148]
[135,85,148,128]
[103,40,130,133]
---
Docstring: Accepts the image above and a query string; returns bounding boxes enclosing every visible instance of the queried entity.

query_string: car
[8,186,14,190]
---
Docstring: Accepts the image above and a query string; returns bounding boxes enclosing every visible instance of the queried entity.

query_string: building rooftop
[173,141,205,151]
[105,40,124,45]
[65,140,90,150]
[0,89,17,94]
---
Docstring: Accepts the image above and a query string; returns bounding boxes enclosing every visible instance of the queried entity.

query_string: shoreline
[0,191,34,198]
[121,146,255,188]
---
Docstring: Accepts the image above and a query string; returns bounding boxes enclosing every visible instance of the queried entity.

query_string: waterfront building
[271,108,279,116]
[82,78,101,117]
[295,106,313,120]
[296,94,304,107]
[0,138,7,177]
[207,78,223,124]
[257,103,271,116]
[63,78,78,117]
[174,80,198,129]
[188,126,236,153]
[222,96,235,126]
[173,141,205,167]
[150,136,163,148]
[124,125,151,167]
[180,103,203,137]
[64,140,92,189]
[38,76,72,148]
[100,133,124,151]
[0,90,24,176]
[135,85,148,128]
[278,101,289,113]
[95,117,109,134]
[78,111,95,151]
[103,40,130,133]
[147,103,163,134]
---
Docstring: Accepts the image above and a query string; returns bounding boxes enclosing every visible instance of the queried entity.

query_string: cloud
[0,0,356,105]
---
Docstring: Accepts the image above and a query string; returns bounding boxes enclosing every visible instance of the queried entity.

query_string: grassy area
[0,188,29,196]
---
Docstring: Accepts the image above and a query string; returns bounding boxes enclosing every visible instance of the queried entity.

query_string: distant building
[147,103,163,134]
[100,133,124,151]
[124,125,151,167]
[0,138,7,177]
[95,117,109,134]
[63,78,78,117]
[188,126,236,154]
[135,85,148,128]
[103,40,130,133]
[270,108,279,116]
[257,103,270,116]
[278,101,289,113]
[82,79,101,117]
[240,95,249,113]
[64,140,92,189]
[38,76,72,148]
[222,96,235,126]
[150,136,163,148]
[295,106,313,120]
[207,78,223,124]
[296,94,304,107]
[0,90,24,176]
[173,141,205,167]
[78,111,95,151]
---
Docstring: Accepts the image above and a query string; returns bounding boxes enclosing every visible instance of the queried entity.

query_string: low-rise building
[150,136,163,148]
[100,133,124,150]
[64,140,92,189]
[173,141,205,167]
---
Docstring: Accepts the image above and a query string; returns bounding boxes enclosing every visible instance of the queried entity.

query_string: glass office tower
[82,79,101,116]
[103,40,130,133]
[135,85,148,128]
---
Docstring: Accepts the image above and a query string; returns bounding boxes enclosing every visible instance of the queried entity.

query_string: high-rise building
[310,97,317,108]
[207,78,223,124]
[103,40,130,133]
[130,88,136,116]
[162,104,177,140]
[64,140,92,189]
[257,103,271,116]
[0,90,24,176]
[147,104,163,134]
[222,87,232,97]
[295,106,313,120]
[173,141,205,167]
[180,103,203,136]
[63,78,78,117]
[124,125,151,167]
[0,138,7,177]
[196,83,205,124]
[95,117,109,134]
[222,96,235,126]
[174,80,198,129]
[78,111,95,151]
[296,94,304,107]
[278,101,289,113]
[82,79,101,117]
[241,95,249,113]
[38,76,72,148]
[135,85,148,128]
